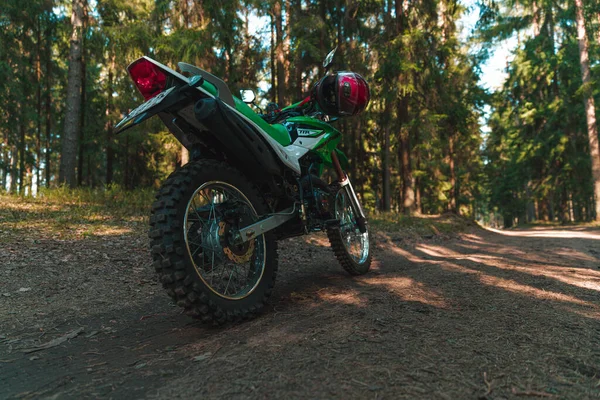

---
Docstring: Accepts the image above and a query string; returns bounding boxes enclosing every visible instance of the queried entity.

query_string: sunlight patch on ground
[458,233,488,244]
[552,248,598,263]
[564,307,600,320]
[305,235,330,248]
[478,275,597,307]
[0,220,135,240]
[241,326,304,350]
[0,199,64,213]
[437,260,598,308]
[486,227,600,240]
[387,246,429,263]
[417,244,466,259]
[387,240,598,309]
[370,260,383,272]
[416,243,600,292]
[455,241,599,276]
[362,276,449,309]
[75,226,135,237]
[478,261,600,292]
[317,290,365,306]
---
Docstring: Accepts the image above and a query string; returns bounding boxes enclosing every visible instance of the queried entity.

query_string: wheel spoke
[184,181,265,300]
[190,202,209,225]
[198,189,212,204]
[224,267,235,295]
[334,190,369,265]
[190,243,203,259]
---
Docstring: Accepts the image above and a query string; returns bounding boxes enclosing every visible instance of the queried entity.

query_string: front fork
[331,151,367,233]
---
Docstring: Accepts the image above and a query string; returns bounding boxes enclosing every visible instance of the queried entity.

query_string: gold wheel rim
[183,181,266,300]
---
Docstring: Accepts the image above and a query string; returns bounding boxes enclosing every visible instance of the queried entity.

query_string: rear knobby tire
[149,159,278,325]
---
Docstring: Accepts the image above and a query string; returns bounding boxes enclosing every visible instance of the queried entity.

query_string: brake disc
[219,222,255,263]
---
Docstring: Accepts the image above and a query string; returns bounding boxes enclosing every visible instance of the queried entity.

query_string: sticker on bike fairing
[297,128,323,137]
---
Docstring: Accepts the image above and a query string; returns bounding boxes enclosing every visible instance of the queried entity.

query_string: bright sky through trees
[460,0,517,91]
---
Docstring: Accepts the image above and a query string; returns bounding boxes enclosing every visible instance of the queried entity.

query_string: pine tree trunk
[77,30,86,187]
[1,134,8,189]
[574,0,600,221]
[58,0,85,187]
[274,1,286,106]
[448,135,457,213]
[9,146,17,193]
[559,186,569,223]
[548,198,555,221]
[123,134,130,189]
[336,0,344,60]
[270,17,276,96]
[398,125,415,214]
[597,12,600,46]
[415,153,422,214]
[382,125,391,212]
[291,0,303,98]
[45,37,52,188]
[569,192,575,222]
[36,18,42,193]
[395,0,415,215]
[284,0,291,99]
[397,99,414,215]
[319,0,327,75]
[26,166,33,196]
[18,116,25,195]
[526,183,536,222]
[532,0,540,37]
[105,51,115,186]
[87,154,92,187]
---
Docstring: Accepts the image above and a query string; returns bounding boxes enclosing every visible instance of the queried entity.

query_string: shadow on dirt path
[1,226,599,399]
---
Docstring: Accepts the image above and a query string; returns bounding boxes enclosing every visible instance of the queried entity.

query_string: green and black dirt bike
[115,48,372,324]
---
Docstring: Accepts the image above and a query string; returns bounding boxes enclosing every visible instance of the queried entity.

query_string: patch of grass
[1,188,479,243]
[370,212,475,238]
[37,185,155,217]
[510,220,600,229]
[0,186,155,241]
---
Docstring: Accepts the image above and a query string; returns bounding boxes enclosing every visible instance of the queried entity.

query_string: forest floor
[1,194,599,399]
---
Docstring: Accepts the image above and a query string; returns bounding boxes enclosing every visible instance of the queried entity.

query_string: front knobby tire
[326,185,372,275]
[149,159,278,325]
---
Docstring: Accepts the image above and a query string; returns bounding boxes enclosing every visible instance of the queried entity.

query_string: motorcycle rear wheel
[149,159,278,325]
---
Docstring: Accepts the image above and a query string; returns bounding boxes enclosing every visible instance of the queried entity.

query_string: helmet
[312,72,370,117]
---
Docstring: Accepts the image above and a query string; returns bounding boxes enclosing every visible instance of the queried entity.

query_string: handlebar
[280,96,312,112]
[260,96,314,124]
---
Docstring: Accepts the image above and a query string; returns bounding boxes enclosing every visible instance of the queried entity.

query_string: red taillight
[128,58,167,100]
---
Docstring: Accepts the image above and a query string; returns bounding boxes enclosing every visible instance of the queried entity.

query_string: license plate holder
[115,86,177,133]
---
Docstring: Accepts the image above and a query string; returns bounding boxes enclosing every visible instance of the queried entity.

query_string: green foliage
[0,0,487,219]
[480,0,600,224]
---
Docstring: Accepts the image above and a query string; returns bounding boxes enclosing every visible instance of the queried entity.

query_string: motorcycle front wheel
[326,185,372,275]
[149,159,278,325]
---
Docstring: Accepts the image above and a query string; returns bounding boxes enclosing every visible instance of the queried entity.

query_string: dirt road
[1,223,599,399]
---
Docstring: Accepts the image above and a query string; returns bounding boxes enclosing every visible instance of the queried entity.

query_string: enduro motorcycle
[115,48,372,324]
